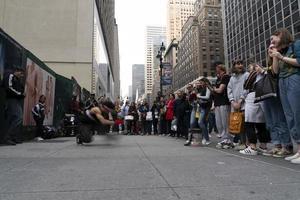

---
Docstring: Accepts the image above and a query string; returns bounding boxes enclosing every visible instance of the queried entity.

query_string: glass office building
[222,0,300,67]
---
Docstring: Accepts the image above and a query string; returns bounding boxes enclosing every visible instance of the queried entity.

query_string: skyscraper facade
[222,0,300,68]
[0,0,120,100]
[145,26,166,95]
[167,0,195,46]
[174,16,199,90]
[132,64,145,101]
[196,0,223,77]
[173,0,223,91]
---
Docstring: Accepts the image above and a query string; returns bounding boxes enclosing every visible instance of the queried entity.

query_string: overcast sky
[115,0,167,97]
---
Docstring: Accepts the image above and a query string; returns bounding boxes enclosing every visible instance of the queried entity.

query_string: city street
[0,134,299,200]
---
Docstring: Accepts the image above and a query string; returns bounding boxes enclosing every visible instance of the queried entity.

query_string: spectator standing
[139,101,148,135]
[32,95,46,141]
[268,28,300,164]
[207,63,231,148]
[151,101,159,135]
[158,96,167,135]
[226,59,249,150]
[165,93,175,137]
[174,91,190,139]
[239,64,270,155]
[127,102,138,135]
[3,68,25,145]
[197,78,212,145]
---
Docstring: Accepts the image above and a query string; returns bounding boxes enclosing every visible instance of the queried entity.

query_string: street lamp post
[156,42,165,98]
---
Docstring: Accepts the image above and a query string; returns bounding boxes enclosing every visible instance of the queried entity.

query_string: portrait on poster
[23,58,56,126]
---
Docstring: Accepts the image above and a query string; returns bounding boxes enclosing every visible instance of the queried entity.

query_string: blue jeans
[262,98,291,146]
[198,108,209,141]
[190,109,197,129]
[190,108,209,141]
[279,74,300,144]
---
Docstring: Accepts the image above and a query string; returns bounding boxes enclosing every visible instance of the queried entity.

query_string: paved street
[0,135,299,200]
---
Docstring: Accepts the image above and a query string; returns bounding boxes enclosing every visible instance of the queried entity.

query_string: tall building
[195,0,223,77]
[167,0,195,46]
[174,16,199,91]
[132,64,145,101]
[113,21,121,99]
[145,26,166,95]
[173,0,223,91]
[222,0,300,68]
[0,0,120,100]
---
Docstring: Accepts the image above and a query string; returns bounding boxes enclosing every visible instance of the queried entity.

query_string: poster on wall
[23,58,56,126]
[162,62,172,86]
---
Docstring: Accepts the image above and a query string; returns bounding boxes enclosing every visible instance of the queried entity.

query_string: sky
[115,0,168,97]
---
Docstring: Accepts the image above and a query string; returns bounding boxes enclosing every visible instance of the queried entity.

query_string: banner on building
[23,58,56,126]
[162,62,172,86]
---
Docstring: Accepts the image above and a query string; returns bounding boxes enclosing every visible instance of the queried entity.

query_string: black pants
[34,117,44,138]
[166,120,173,135]
[159,118,167,134]
[245,122,270,144]
[177,117,188,138]
[152,119,158,134]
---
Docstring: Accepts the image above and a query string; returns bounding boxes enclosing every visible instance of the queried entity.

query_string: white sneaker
[285,152,300,161]
[203,141,211,145]
[239,147,258,156]
[291,156,300,164]
[34,137,44,142]
[201,139,207,145]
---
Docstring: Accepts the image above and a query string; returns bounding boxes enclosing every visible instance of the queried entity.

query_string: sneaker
[216,134,222,138]
[256,147,268,155]
[234,144,247,151]
[184,141,191,146]
[285,152,300,161]
[34,137,44,142]
[191,142,200,146]
[201,139,207,145]
[262,147,281,156]
[291,156,300,164]
[239,147,258,156]
[216,140,227,149]
[223,142,234,149]
[273,148,293,158]
[216,140,233,149]
[203,141,211,145]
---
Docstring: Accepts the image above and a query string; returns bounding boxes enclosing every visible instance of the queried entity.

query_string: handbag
[228,111,244,134]
[171,119,177,131]
[146,112,153,121]
[195,111,200,119]
[125,115,134,120]
[254,70,278,103]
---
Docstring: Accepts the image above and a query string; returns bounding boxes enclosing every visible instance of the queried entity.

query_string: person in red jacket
[165,93,175,136]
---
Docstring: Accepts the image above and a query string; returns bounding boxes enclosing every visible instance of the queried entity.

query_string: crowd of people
[1,28,300,165]
[114,28,300,165]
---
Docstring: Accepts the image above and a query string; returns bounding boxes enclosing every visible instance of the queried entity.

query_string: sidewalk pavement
[0,134,299,200]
